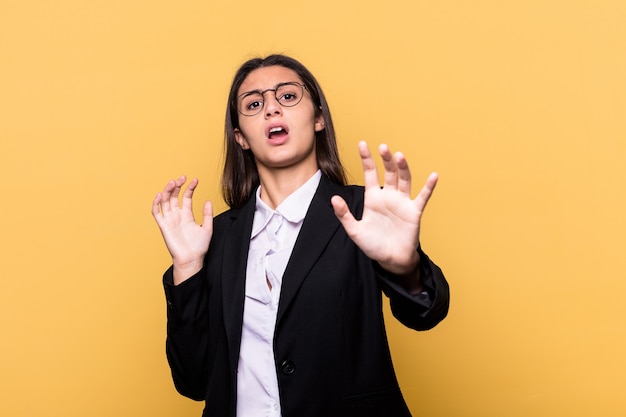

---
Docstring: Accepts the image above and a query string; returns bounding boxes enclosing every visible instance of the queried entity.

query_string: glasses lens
[276,83,304,107]
[237,83,306,116]
[238,92,264,116]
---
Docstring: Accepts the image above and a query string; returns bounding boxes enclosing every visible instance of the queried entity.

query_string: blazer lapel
[220,198,255,368]
[276,176,346,325]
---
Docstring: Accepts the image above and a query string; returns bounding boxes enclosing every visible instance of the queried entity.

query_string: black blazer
[163,176,450,417]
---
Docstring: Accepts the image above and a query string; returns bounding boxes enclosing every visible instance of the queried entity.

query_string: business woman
[152,54,450,417]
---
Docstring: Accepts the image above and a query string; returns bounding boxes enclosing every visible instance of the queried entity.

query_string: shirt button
[273,403,279,410]
[280,360,295,375]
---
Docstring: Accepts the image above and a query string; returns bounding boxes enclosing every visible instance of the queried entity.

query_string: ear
[234,128,250,150]
[314,114,326,132]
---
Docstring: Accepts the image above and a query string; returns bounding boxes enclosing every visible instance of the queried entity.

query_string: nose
[264,93,283,118]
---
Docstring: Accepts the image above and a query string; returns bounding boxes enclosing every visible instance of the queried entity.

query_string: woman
[152,54,449,417]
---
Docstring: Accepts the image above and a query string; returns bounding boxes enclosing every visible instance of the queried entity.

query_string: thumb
[331,195,358,236]
[201,200,213,231]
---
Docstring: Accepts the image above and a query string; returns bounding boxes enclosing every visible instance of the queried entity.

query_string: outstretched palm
[331,141,438,277]
[151,176,213,284]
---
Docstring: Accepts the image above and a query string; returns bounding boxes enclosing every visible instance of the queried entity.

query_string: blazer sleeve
[376,247,450,331]
[163,267,209,401]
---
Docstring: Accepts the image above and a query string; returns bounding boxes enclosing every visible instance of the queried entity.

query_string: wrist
[172,259,204,285]
[380,253,423,295]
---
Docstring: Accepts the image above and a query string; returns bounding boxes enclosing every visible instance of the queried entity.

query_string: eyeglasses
[237,82,306,117]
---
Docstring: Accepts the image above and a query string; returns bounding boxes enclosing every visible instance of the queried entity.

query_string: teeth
[269,127,284,133]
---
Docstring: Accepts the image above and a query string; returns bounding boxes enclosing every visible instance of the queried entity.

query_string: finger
[358,141,380,191]
[169,175,187,207]
[415,172,439,211]
[159,179,176,212]
[152,192,164,219]
[394,152,412,196]
[201,200,213,232]
[331,195,359,239]
[379,144,399,190]
[181,178,199,211]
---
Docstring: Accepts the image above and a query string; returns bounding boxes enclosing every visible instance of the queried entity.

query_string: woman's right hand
[152,175,213,285]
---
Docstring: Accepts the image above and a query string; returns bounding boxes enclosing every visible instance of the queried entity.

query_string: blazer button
[280,360,295,375]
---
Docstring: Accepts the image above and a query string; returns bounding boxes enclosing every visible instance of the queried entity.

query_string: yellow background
[1,0,625,416]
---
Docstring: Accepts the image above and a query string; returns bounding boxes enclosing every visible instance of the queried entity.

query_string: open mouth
[268,126,288,139]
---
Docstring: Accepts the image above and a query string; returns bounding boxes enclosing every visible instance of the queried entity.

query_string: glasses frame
[237,82,307,117]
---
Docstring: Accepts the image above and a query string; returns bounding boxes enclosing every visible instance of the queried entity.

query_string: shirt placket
[265,213,283,307]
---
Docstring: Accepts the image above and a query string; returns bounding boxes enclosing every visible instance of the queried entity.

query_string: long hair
[221,54,347,209]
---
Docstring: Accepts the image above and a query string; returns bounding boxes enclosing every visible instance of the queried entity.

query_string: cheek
[237,119,262,140]
[295,107,320,130]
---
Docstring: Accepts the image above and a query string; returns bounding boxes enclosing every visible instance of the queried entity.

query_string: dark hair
[221,54,347,209]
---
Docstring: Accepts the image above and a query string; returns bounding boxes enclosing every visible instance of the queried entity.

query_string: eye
[239,92,264,114]
[247,100,263,110]
[276,84,301,104]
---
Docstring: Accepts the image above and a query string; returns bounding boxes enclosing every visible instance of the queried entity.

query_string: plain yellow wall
[1,0,625,416]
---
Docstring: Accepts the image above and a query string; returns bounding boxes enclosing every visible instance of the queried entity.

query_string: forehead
[238,66,302,95]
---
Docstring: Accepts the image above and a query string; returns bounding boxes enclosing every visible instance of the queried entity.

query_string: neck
[257,165,319,210]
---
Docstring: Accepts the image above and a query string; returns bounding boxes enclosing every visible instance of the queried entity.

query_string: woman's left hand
[331,141,438,279]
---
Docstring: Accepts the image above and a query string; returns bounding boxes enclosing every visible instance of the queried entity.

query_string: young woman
[152,54,450,417]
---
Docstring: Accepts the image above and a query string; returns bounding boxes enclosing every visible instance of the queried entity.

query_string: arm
[152,175,214,398]
[163,267,211,400]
